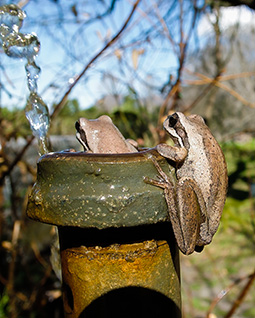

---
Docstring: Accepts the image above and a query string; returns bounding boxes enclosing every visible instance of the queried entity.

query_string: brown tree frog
[75,115,138,153]
[145,112,228,255]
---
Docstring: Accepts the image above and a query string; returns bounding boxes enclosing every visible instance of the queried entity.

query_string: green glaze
[27,148,176,229]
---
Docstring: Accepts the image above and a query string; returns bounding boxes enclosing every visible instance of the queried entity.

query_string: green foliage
[0,107,31,139]
[220,140,255,256]
[223,139,255,175]
[1,95,160,147]
[0,291,9,318]
[48,96,159,147]
[50,99,107,135]
[111,95,157,145]
[58,99,80,117]
[182,139,255,318]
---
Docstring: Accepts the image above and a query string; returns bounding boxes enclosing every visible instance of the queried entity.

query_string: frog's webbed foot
[144,154,174,187]
[144,175,169,190]
[144,154,176,218]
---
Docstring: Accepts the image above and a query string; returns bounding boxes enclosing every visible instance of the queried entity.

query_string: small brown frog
[145,112,228,255]
[75,115,138,153]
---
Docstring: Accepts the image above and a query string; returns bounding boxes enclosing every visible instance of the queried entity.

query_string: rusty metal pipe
[27,148,181,317]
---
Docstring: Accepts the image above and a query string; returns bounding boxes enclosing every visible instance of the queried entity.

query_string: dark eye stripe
[75,121,80,130]
[168,115,177,127]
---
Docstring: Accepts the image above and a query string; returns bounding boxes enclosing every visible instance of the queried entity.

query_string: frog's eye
[168,115,177,127]
[75,121,80,131]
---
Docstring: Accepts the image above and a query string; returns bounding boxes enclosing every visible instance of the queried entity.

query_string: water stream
[0,3,51,155]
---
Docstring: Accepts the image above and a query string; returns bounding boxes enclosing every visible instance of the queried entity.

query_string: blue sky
[1,1,252,113]
[0,0,186,111]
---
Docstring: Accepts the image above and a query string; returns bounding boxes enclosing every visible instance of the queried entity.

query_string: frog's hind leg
[175,178,208,255]
[144,160,193,255]
[145,170,199,255]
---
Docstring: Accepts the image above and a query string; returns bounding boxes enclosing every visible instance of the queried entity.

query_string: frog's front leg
[157,143,187,162]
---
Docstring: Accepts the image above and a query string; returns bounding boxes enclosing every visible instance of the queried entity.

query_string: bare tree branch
[51,0,141,120]
[185,69,255,108]
[157,0,199,134]
[206,270,255,318]
[224,269,255,318]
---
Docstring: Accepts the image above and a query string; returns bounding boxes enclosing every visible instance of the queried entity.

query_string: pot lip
[38,147,164,163]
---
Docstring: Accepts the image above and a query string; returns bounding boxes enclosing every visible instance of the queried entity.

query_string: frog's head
[76,116,113,152]
[163,112,206,148]
[75,115,134,153]
[163,112,187,148]
[75,118,90,151]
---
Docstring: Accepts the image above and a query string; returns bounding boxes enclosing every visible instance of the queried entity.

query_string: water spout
[0,3,51,155]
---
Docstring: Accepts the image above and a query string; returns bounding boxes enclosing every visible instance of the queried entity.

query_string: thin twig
[7,220,21,318]
[22,265,52,311]
[185,70,255,108]
[17,0,30,8]
[206,270,255,318]
[184,71,222,112]
[0,136,34,184]
[31,242,48,268]
[224,270,255,318]
[157,0,199,130]
[149,0,177,53]
[185,71,255,85]
[50,0,141,120]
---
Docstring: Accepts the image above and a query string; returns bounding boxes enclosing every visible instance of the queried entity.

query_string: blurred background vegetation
[1,0,255,317]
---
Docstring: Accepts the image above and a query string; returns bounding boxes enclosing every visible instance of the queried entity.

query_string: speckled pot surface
[27,148,176,229]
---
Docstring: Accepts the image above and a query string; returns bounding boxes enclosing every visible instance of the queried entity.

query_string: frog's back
[201,126,228,236]
[89,122,137,153]
[182,123,227,210]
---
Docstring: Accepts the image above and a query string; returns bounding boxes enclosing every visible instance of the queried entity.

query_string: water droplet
[25,92,50,137]
[25,92,51,155]
[25,60,41,92]
[68,77,75,84]
[0,4,25,31]
[0,24,12,45]
[3,32,40,60]
[94,167,102,176]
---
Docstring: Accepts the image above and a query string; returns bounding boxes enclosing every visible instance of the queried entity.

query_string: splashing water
[0,3,51,155]
[25,92,51,155]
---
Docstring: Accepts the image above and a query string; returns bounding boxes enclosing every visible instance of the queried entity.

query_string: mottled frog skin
[146,112,228,255]
[75,115,138,153]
